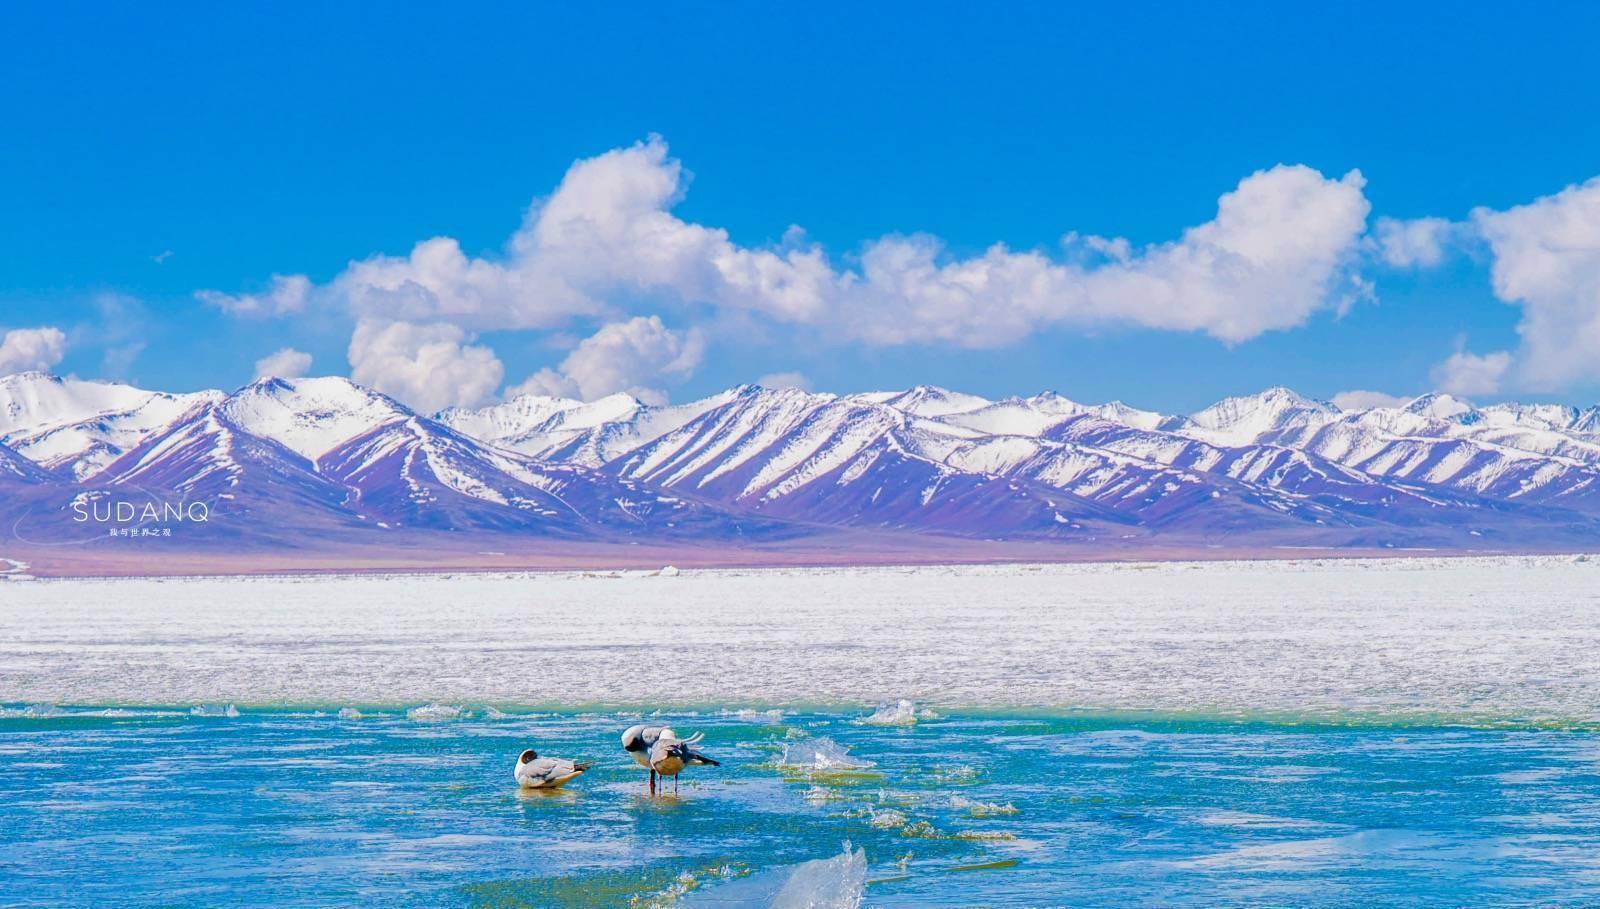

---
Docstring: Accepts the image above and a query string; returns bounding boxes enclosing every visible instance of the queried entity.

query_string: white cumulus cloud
[0,326,67,375]
[510,315,703,404]
[1331,389,1410,410]
[321,138,835,333]
[1430,349,1511,396]
[197,273,312,317]
[347,319,503,412]
[1471,177,1600,391]
[755,371,812,390]
[253,347,314,380]
[845,164,1370,346]
[1373,216,1456,268]
[199,139,1375,397]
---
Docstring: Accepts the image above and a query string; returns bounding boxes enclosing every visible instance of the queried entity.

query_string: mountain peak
[1093,400,1169,431]
[0,370,64,387]
[8,374,1600,555]
[1403,392,1477,421]
[0,373,172,437]
[1259,385,1322,404]
[1186,387,1338,445]
[221,375,411,461]
[244,375,295,394]
[1477,401,1577,431]
[884,385,991,417]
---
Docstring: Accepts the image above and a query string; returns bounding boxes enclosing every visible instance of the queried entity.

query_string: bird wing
[533,757,565,776]
[520,756,591,786]
[683,747,720,767]
[519,758,557,783]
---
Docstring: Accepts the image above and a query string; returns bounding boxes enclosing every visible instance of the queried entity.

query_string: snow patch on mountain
[0,372,223,479]
[1184,387,1340,446]
[5,370,1600,550]
[221,376,412,462]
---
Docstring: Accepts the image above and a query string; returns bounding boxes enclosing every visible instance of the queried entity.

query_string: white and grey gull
[513,748,592,789]
[621,724,720,794]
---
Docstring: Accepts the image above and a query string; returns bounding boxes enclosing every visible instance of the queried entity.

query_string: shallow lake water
[4,706,1600,907]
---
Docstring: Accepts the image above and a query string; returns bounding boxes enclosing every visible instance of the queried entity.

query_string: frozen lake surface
[7,556,1600,906]
[3,555,1600,721]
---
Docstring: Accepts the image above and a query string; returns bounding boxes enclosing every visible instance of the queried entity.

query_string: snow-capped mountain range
[5,370,1600,559]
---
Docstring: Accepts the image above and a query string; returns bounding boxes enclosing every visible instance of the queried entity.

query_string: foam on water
[0,704,64,718]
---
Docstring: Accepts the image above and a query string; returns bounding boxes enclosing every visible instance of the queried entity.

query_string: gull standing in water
[621,724,720,794]
[513,749,592,789]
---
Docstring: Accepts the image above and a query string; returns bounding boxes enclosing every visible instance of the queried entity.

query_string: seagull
[513,748,592,789]
[622,724,720,794]
[622,724,667,792]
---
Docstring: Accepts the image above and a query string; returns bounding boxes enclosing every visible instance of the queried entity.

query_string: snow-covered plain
[4,555,1600,721]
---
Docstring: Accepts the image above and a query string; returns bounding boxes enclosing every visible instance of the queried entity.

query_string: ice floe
[855,699,938,726]
[780,737,874,771]
[678,844,867,908]
[8,556,1600,722]
[406,704,463,722]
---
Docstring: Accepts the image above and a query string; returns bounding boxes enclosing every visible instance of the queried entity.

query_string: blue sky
[4,2,1600,413]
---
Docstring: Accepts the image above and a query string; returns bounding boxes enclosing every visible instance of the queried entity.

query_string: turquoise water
[3,707,1600,907]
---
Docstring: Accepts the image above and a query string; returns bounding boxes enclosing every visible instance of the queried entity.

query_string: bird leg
[649,768,657,796]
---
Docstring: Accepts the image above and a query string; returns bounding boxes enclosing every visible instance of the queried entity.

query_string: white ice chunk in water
[856,699,922,726]
[779,737,874,771]
[190,704,239,717]
[406,703,463,722]
[0,704,64,718]
[679,844,867,908]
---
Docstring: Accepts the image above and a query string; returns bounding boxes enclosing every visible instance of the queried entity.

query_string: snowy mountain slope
[1478,402,1580,431]
[0,439,59,485]
[1256,404,1600,511]
[0,372,223,479]
[604,384,1600,542]
[868,384,993,418]
[316,413,778,539]
[4,369,1600,554]
[0,372,157,436]
[1402,392,1477,423]
[610,387,1335,539]
[1573,407,1600,435]
[1035,413,1552,531]
[935,391,1180,438]
[4,381,780,548]
[434,389,743,467]
[219,376,414,462]
[82,402,363,544]
[1182,386,1341,447]
[610,387,1128,538]
[432,393,583,442]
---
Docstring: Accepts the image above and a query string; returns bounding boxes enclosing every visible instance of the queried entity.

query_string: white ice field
[3,555,1600,722]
